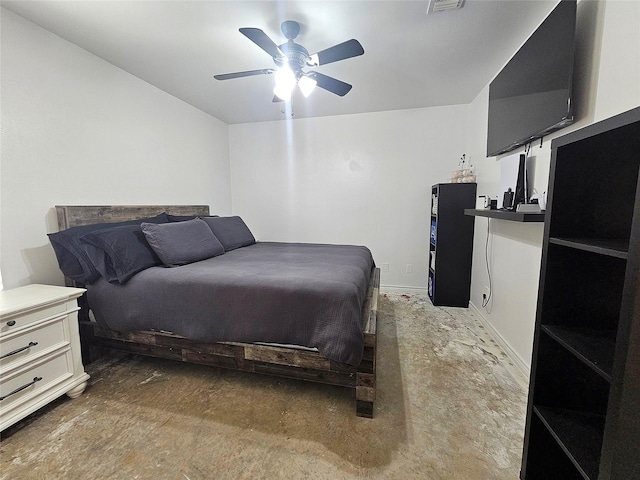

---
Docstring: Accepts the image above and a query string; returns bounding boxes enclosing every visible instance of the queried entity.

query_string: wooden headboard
[55,205,210,230]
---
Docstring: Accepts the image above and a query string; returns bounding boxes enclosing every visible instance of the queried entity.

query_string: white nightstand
[0,284,90,431]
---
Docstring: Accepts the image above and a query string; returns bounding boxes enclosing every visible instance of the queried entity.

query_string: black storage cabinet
[520,107,640,480]
[429,183,477,307]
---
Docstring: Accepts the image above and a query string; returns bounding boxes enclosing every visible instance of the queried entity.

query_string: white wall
[229,105,468,288]
[3,0,638,370]
[594,0,640,120]
[0,9,232,289]
[466,0,640,371]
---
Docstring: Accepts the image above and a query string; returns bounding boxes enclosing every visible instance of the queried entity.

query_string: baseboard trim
[469,301,530,384]
[381,285,429,295]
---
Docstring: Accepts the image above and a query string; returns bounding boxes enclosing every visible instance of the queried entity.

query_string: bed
[53,205,379,418]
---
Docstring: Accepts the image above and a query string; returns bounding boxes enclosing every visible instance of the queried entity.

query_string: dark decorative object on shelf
[520,106,640,480]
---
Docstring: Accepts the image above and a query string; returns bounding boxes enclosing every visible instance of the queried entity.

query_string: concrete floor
[0,292,528,479]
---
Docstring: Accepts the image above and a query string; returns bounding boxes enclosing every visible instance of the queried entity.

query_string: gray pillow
[141,218,225,267]
[80,224,162,284]
[201,216,255,251]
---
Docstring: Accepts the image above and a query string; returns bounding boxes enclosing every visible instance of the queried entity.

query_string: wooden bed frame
[56,205,379,418]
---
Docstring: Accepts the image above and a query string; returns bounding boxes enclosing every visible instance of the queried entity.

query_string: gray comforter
[86,242,375,365]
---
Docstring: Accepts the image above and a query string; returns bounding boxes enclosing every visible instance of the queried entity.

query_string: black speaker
[513,154,527,210]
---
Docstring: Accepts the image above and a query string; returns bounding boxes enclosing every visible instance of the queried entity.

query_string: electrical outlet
[382,263,390,273]
[406,264,413,274]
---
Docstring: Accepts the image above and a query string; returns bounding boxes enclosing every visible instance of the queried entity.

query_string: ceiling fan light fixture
[273,85,292,101]
[273,66,296,100]
[298,75,317,97]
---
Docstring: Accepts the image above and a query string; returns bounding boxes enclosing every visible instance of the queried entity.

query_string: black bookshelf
[429,183,476,307]
[520,107,640,480]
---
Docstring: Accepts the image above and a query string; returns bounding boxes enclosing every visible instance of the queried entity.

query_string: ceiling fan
[214,20,364,102]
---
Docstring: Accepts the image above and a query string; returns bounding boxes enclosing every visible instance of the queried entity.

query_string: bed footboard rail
[356,266,379,418]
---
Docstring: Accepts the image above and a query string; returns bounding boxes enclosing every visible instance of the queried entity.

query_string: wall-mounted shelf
[464,208,545,223]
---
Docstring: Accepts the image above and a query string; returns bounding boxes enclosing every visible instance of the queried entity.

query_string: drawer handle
[0,341,38,360]
[0,376,43,401]
[6,320,16,327]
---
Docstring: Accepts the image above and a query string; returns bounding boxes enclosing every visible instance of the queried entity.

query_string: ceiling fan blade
[307,72,353,96]
[214,69,275,80]
[309,39,364,66]
[239,27,285,59]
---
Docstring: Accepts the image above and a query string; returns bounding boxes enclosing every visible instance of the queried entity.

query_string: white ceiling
[1,0,557,124]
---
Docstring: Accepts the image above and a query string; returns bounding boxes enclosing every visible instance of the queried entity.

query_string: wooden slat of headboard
[55,205,210,229]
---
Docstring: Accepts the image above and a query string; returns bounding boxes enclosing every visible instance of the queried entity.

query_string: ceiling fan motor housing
[274,42,310,75]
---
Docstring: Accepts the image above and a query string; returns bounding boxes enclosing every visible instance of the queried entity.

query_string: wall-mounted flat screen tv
[487,0,576,157]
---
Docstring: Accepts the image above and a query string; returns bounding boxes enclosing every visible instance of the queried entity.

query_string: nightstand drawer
[0,316,69,370]
[1,302,68,335]
[0,350,72,413]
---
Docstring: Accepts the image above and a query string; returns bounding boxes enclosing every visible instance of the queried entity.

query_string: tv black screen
[487,0,576,157]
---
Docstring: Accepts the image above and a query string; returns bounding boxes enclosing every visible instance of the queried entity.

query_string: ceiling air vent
[426,0,465,14]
